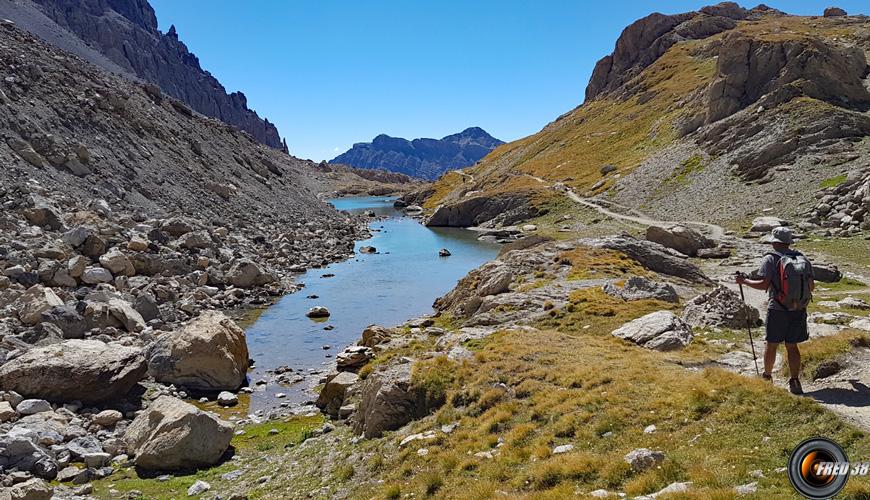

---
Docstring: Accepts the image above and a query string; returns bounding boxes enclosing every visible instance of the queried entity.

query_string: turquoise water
[245,196,499,410]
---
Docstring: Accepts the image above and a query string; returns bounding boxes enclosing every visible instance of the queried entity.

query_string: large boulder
[124,396,232,471]
[40,305,85,339]
[352,363,437,438]
[435,261,515,317]
[226,259,274,288]
[612,311,693,351]
[812,262,842,283]
[682,286,760,329]
[98,248,135,276]
[23,199,64,231]
[147,311,250,391]
[336,346,374,371]
[315,371,359,416]
[14,285,64,326]
[6,477,52,499]
[477,264,513,296]
[108,298,146,333]
[0,340,146,404]
[645,225,714,257]
[360,325,393,348]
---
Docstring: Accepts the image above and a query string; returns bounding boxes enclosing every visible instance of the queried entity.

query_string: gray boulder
[477,264,513,296]
[226,259,274,288]
[0,340,146,404]
[612,311,693,351]
[5,477,52,499]
[147,311,250,391]
[98,248,135,276]
[316,371,359,416]
[352,363,439,438]
[749,216,787,233]
[336,346,373,371]
[624,448,665,472]
[14,285,64,326]
[124,396,232,471]
[0,428,57,480]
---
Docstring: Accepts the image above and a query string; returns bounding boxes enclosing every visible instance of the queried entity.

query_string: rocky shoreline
[0,182,375,497]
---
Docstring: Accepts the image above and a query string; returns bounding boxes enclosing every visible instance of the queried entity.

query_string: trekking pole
[736,272,761,376]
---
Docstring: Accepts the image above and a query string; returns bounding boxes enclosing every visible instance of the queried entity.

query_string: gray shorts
[765,309,808,344]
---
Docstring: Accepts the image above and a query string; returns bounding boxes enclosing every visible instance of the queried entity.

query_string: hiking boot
[788,378,803,395]
[762,373,772,381]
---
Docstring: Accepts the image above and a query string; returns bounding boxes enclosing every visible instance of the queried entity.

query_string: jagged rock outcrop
[10,0,284,149]
[426,193,538,227]
[331,127,503,180]
[706,32,870,123]
[682,286,761,329]
[582,235,711,284]
[352,363,438,438]
[645,225,715,257]
[585,3,751,101]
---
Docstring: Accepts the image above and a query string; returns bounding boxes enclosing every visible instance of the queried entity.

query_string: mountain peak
[331,128,504,180]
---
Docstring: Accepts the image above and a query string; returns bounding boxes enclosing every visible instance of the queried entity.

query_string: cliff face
[330,127,504,180]
[24,0,285,150]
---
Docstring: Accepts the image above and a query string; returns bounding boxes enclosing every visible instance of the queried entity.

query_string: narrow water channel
[243,196,500,412]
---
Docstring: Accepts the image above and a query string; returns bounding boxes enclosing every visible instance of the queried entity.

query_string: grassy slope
[362,330,870,499]
[347,252,870,499]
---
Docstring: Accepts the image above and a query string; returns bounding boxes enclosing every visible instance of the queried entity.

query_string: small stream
[243,196,499,413]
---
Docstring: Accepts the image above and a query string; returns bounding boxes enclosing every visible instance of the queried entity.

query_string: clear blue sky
[150,0,866,161]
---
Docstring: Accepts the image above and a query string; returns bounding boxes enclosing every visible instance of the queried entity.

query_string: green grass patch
[92,415,324,499]
[669,154,706,185]
[820,173,848,189]
[803,238,870,273]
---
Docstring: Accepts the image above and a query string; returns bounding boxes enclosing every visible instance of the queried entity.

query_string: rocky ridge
[330,127,504,180]
[1,0,285,150]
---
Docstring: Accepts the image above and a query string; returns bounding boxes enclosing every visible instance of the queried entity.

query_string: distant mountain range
[330,127,504,180]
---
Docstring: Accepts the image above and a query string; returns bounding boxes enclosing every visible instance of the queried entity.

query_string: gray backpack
[768,251,813,311]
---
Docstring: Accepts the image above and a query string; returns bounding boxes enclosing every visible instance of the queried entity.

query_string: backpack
[767,251,813,311]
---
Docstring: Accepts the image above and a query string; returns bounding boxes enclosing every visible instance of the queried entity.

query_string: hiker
[736,226,814,394]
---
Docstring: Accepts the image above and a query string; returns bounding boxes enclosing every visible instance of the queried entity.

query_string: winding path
[523,173,726,240]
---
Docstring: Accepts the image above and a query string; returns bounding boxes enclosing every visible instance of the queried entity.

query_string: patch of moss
[820,173,848,189]
[91,415,324,499]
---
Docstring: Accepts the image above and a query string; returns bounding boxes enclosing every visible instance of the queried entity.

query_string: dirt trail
[522,174,727,239]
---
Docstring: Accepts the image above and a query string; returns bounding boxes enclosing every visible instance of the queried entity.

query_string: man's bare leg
[785,343,801,379]
[763,342,778,378]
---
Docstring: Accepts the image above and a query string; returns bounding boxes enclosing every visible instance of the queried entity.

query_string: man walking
[736,226,814,394]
